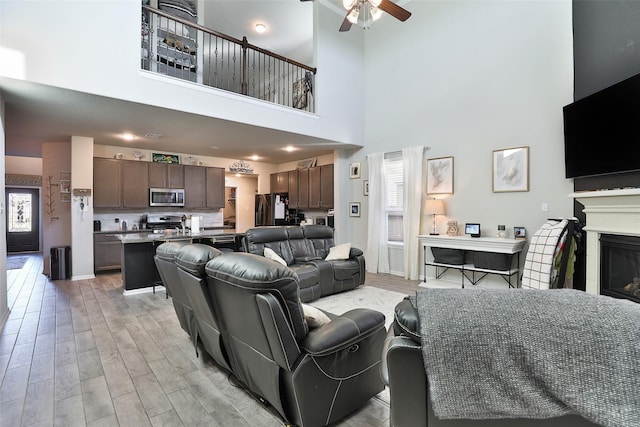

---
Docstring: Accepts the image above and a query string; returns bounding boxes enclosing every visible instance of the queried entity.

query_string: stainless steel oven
[149,188,185,207]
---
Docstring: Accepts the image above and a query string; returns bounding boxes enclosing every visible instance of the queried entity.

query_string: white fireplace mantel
[571,188,640,295]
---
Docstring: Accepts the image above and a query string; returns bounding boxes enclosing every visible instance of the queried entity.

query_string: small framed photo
[427,156,454,195]
[349,202,361,217]
[349,162,361,179]
[514,226,526,239]
[59,180,71,194]
[363,180,369,196]
[493,146,529,192]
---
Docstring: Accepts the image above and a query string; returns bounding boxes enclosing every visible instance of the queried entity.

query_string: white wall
[0,0,364,149]
[5,156,42,175]
[0,94,8,328]
[71,137,94,280]
[347,0,575,276]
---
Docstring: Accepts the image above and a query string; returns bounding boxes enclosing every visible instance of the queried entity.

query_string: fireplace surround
[573,188,640,302]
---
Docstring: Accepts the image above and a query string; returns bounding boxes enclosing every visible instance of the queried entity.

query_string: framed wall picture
[152,153,180,164]
[363,180,369,196]
[493,146,529,192]
[349,202,361,217]
[349,162,361,179]
[59,180,71,194]
[426,156,454,195]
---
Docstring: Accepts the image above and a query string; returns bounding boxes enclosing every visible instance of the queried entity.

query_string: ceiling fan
[300,0,411,32]
[338,0,411,32]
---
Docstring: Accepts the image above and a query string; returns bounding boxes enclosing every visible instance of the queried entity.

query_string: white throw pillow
[301,303,331,329]
[264,247,287,266]
[325,243,352,261]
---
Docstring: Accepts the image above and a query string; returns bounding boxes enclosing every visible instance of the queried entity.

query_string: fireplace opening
[600,234,640,303]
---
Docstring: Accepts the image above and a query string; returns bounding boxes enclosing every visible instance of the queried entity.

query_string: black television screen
[563,73,640,178]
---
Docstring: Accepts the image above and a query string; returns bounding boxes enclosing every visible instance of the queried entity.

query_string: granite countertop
[113,229,243,244]
[95,226,232,235]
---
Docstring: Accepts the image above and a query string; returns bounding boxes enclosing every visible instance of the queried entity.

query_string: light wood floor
[1,253,422,426]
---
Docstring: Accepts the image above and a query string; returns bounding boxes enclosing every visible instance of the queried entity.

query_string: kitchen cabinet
[298,168,310,209]
[149,162,184,188]
[122,160,149,208]
[206,167,225,208]
[270,171,289,193]
[94,233,122,273]
[94,159,122,208]
[184,165,206,208]
[309,164,334,209]
[288,170,299,209]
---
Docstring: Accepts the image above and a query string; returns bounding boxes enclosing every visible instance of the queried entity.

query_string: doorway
[6,187,40,253]
[224,186,237,230]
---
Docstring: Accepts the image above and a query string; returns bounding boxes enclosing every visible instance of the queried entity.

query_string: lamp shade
[425,199,445,215]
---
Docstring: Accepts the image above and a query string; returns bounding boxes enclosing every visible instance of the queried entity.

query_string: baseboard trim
[123,285,165,297]
[71,274,96,281]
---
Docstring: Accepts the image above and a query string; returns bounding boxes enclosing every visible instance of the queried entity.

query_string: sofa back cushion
[244,227,295,265]
[301,225,335,258]
[176,244,222,277]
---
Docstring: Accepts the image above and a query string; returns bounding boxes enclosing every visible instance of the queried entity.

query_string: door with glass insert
[6,188,40,253]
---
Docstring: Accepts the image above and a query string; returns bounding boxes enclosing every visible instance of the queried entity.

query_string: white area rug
[309,285,409,406]
[310,285,408,330]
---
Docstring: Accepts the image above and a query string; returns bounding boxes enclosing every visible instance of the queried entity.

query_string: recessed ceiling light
[144,133,163,139]
[209,145,219,150]
[255,23,267,33]
[284,145,296,152]
[250,155,260,161]
[121,133,137,141]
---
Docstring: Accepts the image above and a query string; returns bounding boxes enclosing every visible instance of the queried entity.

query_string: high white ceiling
[1,0,351,163]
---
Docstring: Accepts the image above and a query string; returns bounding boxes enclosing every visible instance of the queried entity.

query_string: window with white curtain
[385,152,404,242]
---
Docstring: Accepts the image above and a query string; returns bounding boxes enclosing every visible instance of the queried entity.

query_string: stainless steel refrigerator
[255,193,288,226]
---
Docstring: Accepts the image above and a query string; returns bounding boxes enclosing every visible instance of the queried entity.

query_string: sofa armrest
[295,256,323,263]
[349,247,364,258]
[301,308,385,356]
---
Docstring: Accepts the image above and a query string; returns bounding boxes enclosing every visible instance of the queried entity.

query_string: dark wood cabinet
[121,160,149,208]
[184,165,206,208]
[288,170,299,209]
[298,168,309,209]
[94,233,122,272]
[94,158,122,208]
[308,165,334,209]
[206,167,225,208]
[149,163,184,188]
[270,171,289,193]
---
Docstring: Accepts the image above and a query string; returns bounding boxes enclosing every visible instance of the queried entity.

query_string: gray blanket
[414,288,640,426]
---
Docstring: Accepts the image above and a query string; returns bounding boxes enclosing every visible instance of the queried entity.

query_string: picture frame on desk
[514,226,526,239]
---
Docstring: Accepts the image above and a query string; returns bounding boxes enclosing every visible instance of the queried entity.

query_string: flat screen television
[563,73,640,179]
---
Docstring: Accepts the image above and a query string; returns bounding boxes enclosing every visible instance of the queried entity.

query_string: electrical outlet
[542,203,549,212]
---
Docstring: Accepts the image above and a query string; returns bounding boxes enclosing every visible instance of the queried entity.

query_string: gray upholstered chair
[174,244,230,370]
[204,252,386,427]
[154,241,193,335]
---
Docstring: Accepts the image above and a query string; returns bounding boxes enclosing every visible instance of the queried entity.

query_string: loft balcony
[141,5,316,113]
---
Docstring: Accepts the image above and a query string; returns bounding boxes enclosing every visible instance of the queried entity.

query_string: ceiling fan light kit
[336,0,411,32]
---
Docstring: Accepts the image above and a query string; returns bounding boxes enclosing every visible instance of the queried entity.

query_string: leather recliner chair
[204,252,386,427]
[174,244,230,370]
[383,298,598,427]
[154,241,193,336]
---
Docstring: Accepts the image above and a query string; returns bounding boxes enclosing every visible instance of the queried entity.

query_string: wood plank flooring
[1,253,422,426]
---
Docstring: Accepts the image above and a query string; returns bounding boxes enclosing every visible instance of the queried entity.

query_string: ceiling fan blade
[378,0,411,22]
[339,8,354,32]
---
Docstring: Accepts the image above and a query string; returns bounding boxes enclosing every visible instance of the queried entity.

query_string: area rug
[310,285,409,406]
[6,256,27,270]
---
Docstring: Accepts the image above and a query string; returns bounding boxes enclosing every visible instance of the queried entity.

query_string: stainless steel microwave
[149,188,185,207]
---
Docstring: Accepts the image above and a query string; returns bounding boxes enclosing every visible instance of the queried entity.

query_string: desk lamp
[426,198,445,235]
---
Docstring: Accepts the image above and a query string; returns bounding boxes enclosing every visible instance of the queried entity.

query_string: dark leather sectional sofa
[154,241,386,427]
[242,225,366,302]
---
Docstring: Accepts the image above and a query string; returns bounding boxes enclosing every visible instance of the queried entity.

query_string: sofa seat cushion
[176,244,222,277]
[289,263,320,290]
[329,259,361,281]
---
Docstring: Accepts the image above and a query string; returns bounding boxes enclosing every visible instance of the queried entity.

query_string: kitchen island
[114,230,245,294]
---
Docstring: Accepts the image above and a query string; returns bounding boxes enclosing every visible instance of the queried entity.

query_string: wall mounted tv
[563,73,640,179]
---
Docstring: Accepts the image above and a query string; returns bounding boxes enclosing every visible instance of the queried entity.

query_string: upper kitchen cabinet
[122,161,149,208]
[288,170,299,209]
[94,158,122,208]
[298,168,309,209]
[309,164,333,209]
[270,171,289,194]
[206,167,225,209]
[183,165,206,208]
[149,162,184,188]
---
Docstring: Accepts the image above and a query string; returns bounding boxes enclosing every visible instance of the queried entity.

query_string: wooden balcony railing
[141,5,316,113]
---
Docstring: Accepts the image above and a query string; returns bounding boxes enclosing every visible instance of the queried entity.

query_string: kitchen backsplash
[94,210,223,231]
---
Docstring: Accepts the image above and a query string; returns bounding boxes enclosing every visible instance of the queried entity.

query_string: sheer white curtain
[366,152,389,273]
[402,146,426,280]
